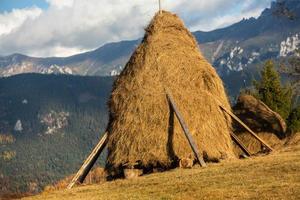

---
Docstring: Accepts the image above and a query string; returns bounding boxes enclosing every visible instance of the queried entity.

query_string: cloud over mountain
[0,0,272,57]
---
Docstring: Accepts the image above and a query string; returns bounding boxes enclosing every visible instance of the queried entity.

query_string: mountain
[196,0,300,96]
[0,0,299,97]
[0,40,139,77]
[0,74,113,196]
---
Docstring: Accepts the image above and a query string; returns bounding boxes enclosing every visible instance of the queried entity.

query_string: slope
[24,143,300,200]
[0,74,113,196]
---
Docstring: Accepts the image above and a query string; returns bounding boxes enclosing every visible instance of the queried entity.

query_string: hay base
[234,132,283,156]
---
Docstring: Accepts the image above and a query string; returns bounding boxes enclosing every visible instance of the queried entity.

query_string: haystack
[106,11,235,172]
[233,95,287,138]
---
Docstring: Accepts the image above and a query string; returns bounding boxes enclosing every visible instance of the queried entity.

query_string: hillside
[24,140,300,200]
[0,74,113,196]
[0,0,300,97]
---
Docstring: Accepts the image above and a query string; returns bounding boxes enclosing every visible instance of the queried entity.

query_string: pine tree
[254,60,292,120]
[287,106,300,134]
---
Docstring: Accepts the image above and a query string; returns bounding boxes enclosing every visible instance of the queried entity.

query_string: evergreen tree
[254,60,292,120]
[287,106,300,134]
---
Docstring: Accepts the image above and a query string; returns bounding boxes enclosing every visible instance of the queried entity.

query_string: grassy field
[24,144,300,200]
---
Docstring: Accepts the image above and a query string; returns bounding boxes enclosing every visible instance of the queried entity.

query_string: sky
[0,0,273,57]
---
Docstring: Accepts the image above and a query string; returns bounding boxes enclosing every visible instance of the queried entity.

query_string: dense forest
[0,74,113,196]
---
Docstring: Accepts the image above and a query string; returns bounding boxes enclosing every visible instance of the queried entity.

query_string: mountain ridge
[0,0,300,98]
[1,0,300,80]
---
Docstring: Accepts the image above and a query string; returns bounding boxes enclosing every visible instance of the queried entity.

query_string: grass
[24,144,300,200]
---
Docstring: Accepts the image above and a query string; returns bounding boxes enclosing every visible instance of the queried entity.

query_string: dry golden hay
[179,158,194,169]
[234,132,283,156]
[123,169,143,179]
[285,132,300,146]
[106,11,235,171]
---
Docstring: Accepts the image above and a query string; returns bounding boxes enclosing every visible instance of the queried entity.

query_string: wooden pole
[67,132,108,189]
[219,105,274,152]
[159,0,162,14]
[230,132,251,157]
[166,93,206,167]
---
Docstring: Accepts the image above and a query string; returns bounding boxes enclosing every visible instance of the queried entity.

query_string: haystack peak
[145,11,187,34]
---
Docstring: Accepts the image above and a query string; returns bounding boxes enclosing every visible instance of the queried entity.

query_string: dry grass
[107,11,234,171]
[44,167,107,192]
[24,143,300,200]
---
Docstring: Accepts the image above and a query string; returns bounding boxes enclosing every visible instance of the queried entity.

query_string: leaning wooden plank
[67,132,108,189]
[219,105,273,152]
[166,93,207,167]
[230,132,251,157]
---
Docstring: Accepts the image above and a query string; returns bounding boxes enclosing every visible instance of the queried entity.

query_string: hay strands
[219,105,274,152]
[230,132,251,157]
[166,92,207,167]
[67,132,108,189]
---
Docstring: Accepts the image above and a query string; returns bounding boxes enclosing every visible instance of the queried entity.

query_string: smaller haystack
[106,11,235,174]
[233,95,287,155]
[233,95,287,138]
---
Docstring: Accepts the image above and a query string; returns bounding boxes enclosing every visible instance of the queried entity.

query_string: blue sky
[0,0,48,12]
[0,0,273,57]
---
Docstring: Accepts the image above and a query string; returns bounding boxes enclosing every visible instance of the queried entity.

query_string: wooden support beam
[219,105,274,152]
[67,132,108,189]
[230,132,251,157]
[166,93,206,167]
[159,0,162,14]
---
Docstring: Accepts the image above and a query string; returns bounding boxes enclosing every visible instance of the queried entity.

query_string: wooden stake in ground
[219,105,274,152]
[230,132,251,157]
[67,132,108,189]
[166,93,206,167]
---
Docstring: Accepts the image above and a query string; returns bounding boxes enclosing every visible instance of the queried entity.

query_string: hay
[285,132,300,146]
[233,95,287,138]
[106,11,235,171]
[234,132,283,156]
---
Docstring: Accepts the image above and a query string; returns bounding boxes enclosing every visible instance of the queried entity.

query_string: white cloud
[169,0,272,31]
[0,0,273,57]
[31,45,89,57]
[199,5,267,31]
[0,7,42,36]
